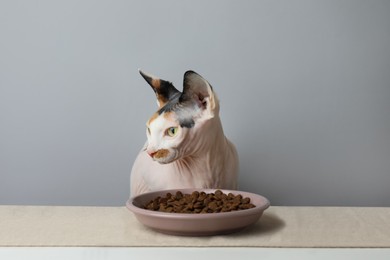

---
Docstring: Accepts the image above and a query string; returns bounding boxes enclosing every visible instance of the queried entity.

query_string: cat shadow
[232,211,285,237]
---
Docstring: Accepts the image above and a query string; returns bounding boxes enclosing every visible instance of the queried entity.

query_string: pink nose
[147,151,157,158]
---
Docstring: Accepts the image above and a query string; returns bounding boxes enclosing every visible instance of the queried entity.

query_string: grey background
[1,0,389,206]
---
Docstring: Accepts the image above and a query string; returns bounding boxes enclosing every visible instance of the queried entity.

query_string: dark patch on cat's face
[157,93,181,115]
[179,118,195,128]
[157,94,196,128]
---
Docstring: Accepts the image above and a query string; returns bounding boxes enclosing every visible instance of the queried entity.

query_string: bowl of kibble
[126,189,270,236]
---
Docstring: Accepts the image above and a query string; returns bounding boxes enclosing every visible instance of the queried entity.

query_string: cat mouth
[149,149,178,164]
[152,149,170,159]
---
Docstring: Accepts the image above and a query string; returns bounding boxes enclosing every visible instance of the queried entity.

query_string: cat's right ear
[139,70,180,108]
[180,70,218,121]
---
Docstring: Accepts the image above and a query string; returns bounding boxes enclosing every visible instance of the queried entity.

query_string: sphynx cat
[130,70,238,197]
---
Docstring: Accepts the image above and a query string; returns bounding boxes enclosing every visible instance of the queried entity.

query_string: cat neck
[174,115,231,179]
[172,117,237,188]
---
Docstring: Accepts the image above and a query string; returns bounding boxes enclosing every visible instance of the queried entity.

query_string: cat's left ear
[139,69,181,108]
[180,70,218,119]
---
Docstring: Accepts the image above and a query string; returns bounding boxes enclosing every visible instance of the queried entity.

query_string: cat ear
[139,69,181,108]
[181,70,217,117]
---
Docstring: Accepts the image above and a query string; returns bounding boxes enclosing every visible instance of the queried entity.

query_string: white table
[1,206,389,259]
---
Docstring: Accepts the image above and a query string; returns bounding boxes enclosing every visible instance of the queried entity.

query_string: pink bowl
[126,188,270,236]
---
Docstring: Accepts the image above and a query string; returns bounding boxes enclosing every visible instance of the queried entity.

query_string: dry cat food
[144,190,256,213]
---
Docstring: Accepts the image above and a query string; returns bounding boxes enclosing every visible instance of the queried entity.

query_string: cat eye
[166,127,178,137]
[147,127,151,135]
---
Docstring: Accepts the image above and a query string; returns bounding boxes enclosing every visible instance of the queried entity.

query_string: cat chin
[153,157,177,164]
[152,153,179,164]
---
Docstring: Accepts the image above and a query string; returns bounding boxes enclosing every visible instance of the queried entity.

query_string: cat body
[130,70,238,197]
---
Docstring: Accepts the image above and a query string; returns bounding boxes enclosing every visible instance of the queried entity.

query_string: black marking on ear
[139,70,181,107]
[158,81,181,104]
[139,70,154,86]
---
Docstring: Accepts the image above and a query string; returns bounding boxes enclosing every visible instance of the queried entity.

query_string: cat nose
[147,150,157,158]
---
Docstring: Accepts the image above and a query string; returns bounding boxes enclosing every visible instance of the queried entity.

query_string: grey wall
[1,0,389,206]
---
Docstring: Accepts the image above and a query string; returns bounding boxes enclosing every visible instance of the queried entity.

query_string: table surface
[1,205,389,247]
[1,248,390,260]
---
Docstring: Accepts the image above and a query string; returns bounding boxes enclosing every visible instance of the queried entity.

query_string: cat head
[140,70,219,164]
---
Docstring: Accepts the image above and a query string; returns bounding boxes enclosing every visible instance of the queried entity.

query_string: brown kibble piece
[241,197,250,204]
[198,192,207,201]
[175,191,183,200]
[192,191,199,199]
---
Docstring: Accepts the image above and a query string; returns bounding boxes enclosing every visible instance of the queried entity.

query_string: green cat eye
[166,127,178,137]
